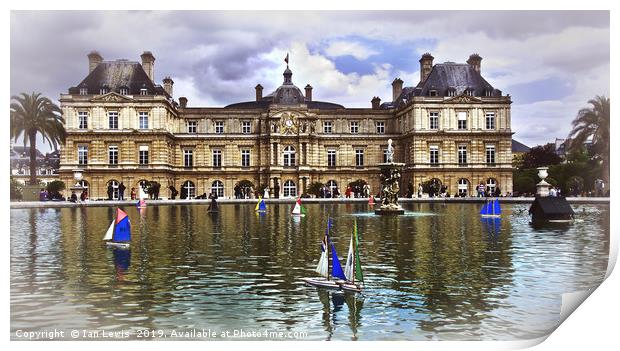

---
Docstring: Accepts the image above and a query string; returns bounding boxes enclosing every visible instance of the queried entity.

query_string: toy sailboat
[255,196,267,212]
[103,208,131,248]
[302,218,348,290]
[342,220,364,293]
[291,197,307,216]
[136,198,146,209]
[480,198,501,218]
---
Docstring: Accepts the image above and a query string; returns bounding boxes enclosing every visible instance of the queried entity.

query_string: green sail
[354,221,364,282]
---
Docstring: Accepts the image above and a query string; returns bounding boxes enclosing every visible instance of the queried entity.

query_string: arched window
[486,178,498,195]
[327,180,338,196]
[283,180,297,198]
[211,180,224,198]
[182,180,196,199]
[283,146,296,167]
[457,178,469,197]
[107,180,119,200]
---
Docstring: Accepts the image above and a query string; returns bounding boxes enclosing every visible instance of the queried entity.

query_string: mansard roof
[384,62,503,109]
[512,139,531,153]
[68,60,168,96]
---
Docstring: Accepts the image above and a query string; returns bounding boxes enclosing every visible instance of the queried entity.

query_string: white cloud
[324,40,379,60]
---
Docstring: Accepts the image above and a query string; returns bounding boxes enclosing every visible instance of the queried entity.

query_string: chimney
[419,53,434,83]
[87,51,103,73]
[179,97,188,108]
[371,96,381,109]
[255,84,263,101]
[140,51,156,82]
[392,78,403,102]
[305,84,313,101]
[467,53,482,73]
[162,76,174,97]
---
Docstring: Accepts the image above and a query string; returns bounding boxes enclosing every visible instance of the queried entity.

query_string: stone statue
[376,161,405,215]
[386,138,394,163]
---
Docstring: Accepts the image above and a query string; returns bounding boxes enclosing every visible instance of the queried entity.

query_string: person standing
[107,184,113,200]
[130,187,136,200]
[118,182,126,201]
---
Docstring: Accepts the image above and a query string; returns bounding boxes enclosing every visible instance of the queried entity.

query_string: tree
[10,93,65,185]
[513,176,536,195]
[46,180,66,199]
[521,143,562,169]
[10,178,23,201]
[568,95,610,183]
[306,181,324,198]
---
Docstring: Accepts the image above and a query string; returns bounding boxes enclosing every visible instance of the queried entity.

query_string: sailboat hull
[480,214,501,218]
[106,241,130,249]
[301,277,341,290]
[340,282,363,293]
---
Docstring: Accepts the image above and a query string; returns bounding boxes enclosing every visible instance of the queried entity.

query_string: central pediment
[445,95,482,104]
[90,92,133,103]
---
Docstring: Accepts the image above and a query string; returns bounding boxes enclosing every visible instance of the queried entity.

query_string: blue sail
[330,243,347,280]
[258,199,267,211]
[113,216,131,242]
[493,199,502,215]
[480,200,491,215]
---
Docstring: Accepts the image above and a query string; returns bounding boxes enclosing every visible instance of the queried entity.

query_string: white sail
[292,202,301,215]
[103,220,114,241]
[314,250,328,278]
[344,234,354,281]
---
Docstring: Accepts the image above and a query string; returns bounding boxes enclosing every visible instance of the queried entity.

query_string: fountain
[375,139,405,215]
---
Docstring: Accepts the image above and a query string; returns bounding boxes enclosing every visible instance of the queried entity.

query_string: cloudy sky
[10,11,609,150]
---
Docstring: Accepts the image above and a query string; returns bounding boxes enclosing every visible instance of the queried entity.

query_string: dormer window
[429,90,438,97]
[79,87,88,96]
[465,88,474,97]
[140,88,148,96]
[447,88,456,97]
[120,87,129,95]
[99,86,108,95]
[484,89,493,97]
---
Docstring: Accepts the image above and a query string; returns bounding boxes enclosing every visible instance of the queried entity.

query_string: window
[108,111,118,129]
[350,121,359,134]
[323,121,333,134]
[457,112,467,130]
[429,90,438,97]
[458,145,467,165]
[383,149,389,163]
[458,179,469,197]
[183,181,196,199]
[212,149,222,168]
[241,121,251,134]
[139,145,149,165]
[327,149,336,167]
[78,112,88,129]
[485,90,493,97]
[78,146,88,165]
[486,178,498,194]
[215,121,224,134]
[187,121,197,134]
[139,112,149,129]
[447,89,456,97]
[465,89,474,96]
[486,145,496,164]
[211,180,224,198]
[99,87,108,95]
[108,145,118,165]
[120,87,128,95]
[283,146,296,167]
[327,180,338,196]
[429,145,439,165]
[108,180,119,200]
[241,149,250,167]
[140,88,148,95]
[429,112,439,130]
[283,180,297,198]
[79,87,88,95]
[376,121,385,134]
[355,149,364,167]
[184,149,193,167]
[485,112,496,130]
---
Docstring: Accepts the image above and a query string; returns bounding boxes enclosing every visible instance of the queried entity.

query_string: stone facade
[59,51,513,199]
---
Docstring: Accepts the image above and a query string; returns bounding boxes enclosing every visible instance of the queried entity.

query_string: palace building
[58,51,513,199]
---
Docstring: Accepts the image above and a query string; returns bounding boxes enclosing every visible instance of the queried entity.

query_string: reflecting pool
[10,202,609,340]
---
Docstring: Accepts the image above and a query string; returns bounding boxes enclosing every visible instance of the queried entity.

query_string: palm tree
[10,92,65,185]
[568,95,610,183]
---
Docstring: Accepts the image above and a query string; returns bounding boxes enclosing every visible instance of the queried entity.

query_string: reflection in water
[10,203,609,340]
